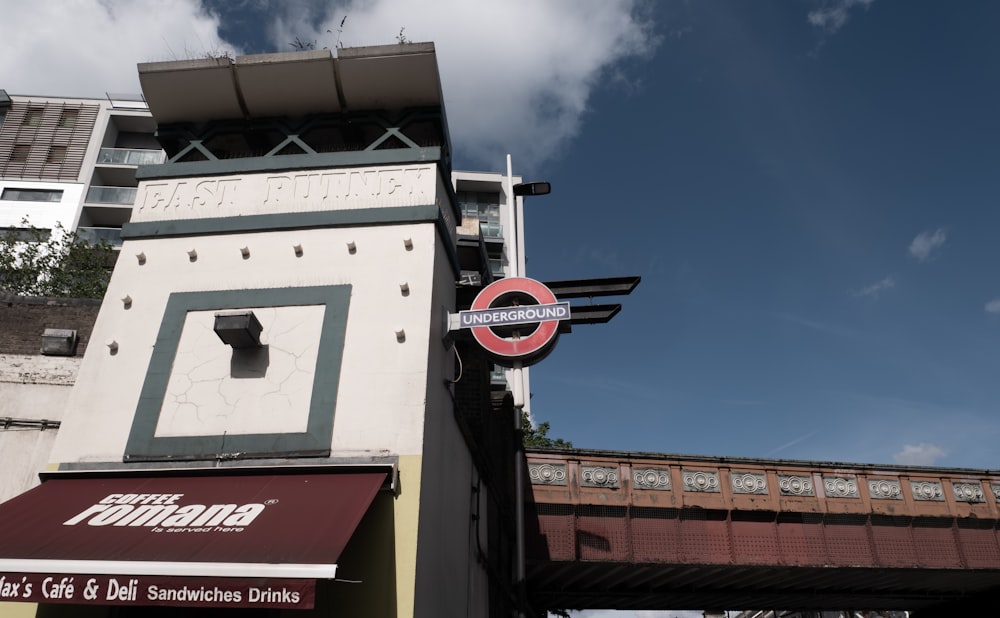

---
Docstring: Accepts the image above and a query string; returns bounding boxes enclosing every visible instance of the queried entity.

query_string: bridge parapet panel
[525,449,1000,612]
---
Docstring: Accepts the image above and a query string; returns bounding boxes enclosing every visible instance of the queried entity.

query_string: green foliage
[522,410,572,449]
[0,222,115,299]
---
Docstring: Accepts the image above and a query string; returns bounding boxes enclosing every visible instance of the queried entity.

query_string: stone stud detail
[347,241,357,254]
[240,246,250,259]
[106,339,119,354]
[187,249,198,262]
[778,475,814,496]
[293,244,304,257]
[403,238,413,250]
[633,468,671,491]
[136,252,146,265]
[121,295,132,309]
[400,282,410,296]
[395,328,406,343]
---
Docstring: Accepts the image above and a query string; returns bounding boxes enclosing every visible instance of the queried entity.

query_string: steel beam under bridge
[524,448,1000,613]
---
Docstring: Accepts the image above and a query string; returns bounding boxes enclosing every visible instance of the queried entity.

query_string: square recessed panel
[125,286,350,462]
[155,305,325,438]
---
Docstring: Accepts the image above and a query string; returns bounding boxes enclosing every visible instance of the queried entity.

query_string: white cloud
[908,228,947,262]
[986,299,1000,314]
[854,275,894,298]
[1,1,656,170]
[893,443,947,466]
[0,0,239,98]
[268,0,659,168]
[808,0,875,33]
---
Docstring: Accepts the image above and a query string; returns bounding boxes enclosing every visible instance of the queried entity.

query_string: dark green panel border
[124,285,351,462]
[121,205,440,239]
[136,147,443,181]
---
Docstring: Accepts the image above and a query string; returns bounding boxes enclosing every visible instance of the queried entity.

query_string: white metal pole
[506,154,528,617]
[506,154,518,278]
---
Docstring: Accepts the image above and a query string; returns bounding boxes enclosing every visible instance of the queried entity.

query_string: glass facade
[85,186,137,204]
[75,227,123,248]
[97,147,166,166]
[456,190,502,239]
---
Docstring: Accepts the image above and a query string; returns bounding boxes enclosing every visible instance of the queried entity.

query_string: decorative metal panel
[952,481,985,503]
[823,477,860,498]
[778,475,815,496]
[731,472,768,495]
[682,470,720,493]
[581,466,619,488]
[528,463,567,486]
[868,479,902,500]
[910,481,945,501]
[632,468,671,491]
[0,101,99,180]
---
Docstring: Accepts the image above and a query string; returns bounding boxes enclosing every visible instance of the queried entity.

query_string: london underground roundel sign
[460,277,570,367]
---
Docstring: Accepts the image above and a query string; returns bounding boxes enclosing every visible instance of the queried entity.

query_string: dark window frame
[9,145,30,162]
[57,109,79,128]
[46,145,68,164]
[22,108,44,127]
[1,188,65,202]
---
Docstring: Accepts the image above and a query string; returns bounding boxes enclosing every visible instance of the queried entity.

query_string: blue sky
[5,1,997,616]
[3,0,999,476]
[526,0,1000,471]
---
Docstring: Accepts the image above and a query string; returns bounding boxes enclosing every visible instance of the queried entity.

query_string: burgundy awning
[0,469,388,609]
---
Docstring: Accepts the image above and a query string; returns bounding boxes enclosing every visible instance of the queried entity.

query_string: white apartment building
[0,89,163,247]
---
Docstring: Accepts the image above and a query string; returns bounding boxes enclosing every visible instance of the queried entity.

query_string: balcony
[85,186,137,205]
[75,227,122,248]
[97,148,165,166]
[488,258,505,277]
[480,221,503,239]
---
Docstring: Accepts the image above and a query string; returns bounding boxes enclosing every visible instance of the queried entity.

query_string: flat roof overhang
[138,43,443,124]
[0,467,390,609]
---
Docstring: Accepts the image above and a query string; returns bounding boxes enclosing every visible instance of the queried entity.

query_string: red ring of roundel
[469,277,560,359]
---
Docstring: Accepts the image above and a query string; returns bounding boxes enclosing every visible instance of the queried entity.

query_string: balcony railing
[480,221,503,239]
[75,227,122,248]
[488,258,505,277]
[97,148,165,166]
[85,186,137,205]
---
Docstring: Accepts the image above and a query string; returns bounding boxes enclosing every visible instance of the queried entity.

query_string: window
[22,108,43,127]
[57,109,79,128]
[1,227,51,242]
[9,145,30,162]
[1,188,64,202]
[46,145,67,164]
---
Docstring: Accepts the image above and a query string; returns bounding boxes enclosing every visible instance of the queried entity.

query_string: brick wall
[0,294,101,356]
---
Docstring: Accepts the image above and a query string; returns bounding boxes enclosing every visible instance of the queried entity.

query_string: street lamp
[513,181,551,197]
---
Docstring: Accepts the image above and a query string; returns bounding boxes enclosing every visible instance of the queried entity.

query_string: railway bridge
[524,448,1000,615]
